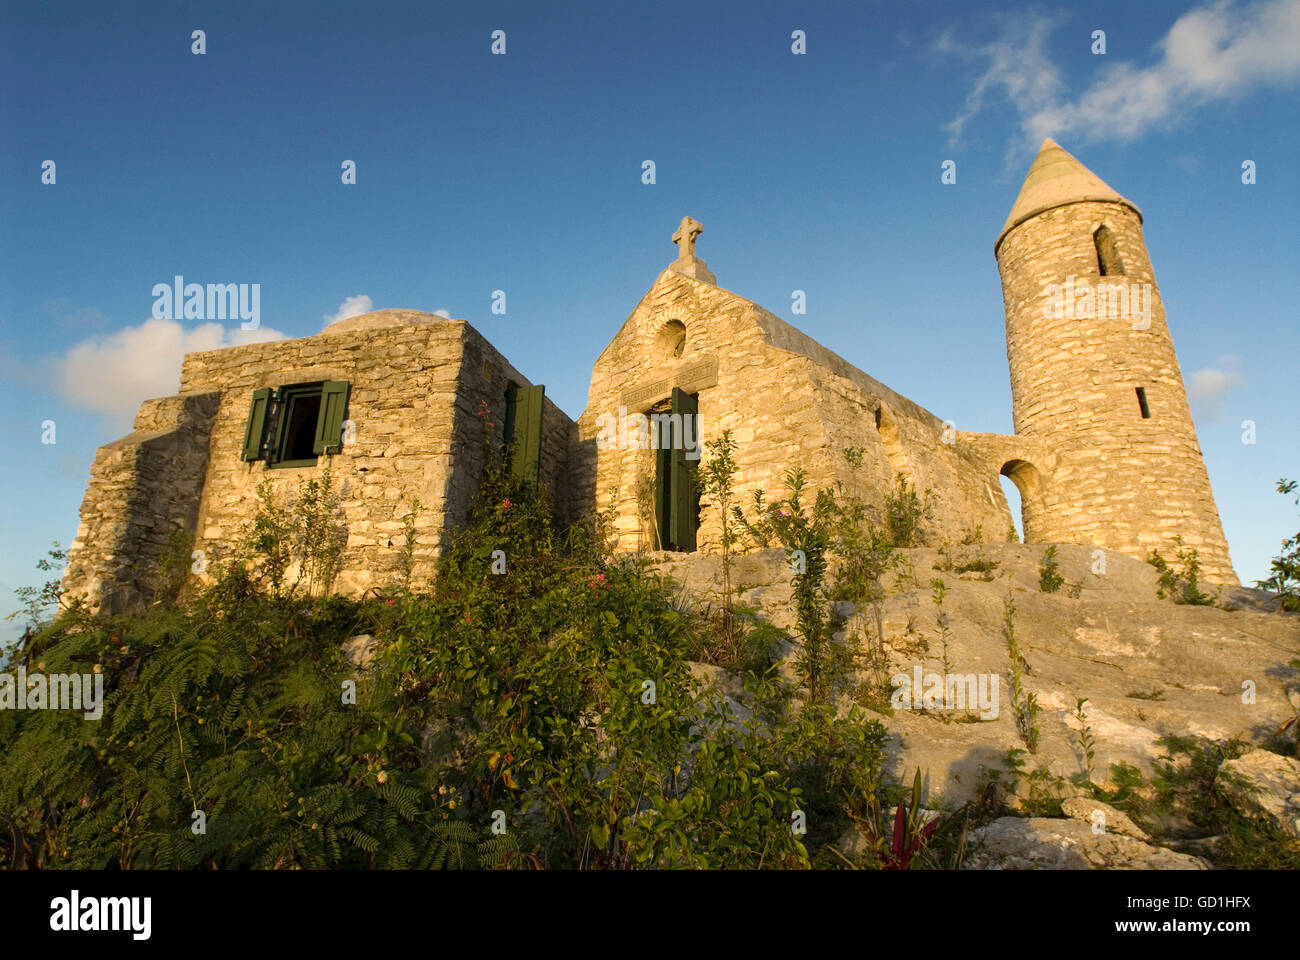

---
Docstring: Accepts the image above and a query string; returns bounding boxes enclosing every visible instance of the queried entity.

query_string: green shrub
[883,473,929,548]
[1258,479,1300,612]
[1147,536,1216,606]
[1038,546,1065,593]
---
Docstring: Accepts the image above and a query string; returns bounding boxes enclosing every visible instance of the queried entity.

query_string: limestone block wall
[63,391,220,614]
[446,321,576,533]
[997,200,1236,582]
[753,308,1016,542]
[571,271,1013,555]
[177,320,462,595]
[66,314,573,610]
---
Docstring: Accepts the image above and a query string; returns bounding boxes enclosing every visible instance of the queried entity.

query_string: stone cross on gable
[672,216,703,259]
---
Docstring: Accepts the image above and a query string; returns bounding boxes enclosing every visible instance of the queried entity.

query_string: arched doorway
[1000,459,1047,543]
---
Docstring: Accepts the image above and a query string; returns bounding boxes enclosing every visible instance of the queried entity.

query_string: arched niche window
[656,319,687,360]
[1093,225,1125,277]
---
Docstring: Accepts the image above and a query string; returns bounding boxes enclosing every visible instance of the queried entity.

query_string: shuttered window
[241,380,350,467]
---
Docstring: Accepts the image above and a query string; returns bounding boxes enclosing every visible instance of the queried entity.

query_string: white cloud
[939,13,1065,148]
[322,294,373,327]
[58,318,285,433]
[1187,353,1246,421]
[433,309,450,318]
[943,0,1300,157]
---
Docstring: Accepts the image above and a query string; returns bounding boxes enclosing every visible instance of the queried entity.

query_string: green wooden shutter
[241,388,272,461]
[510,384,545,482]
[669,387,698,552]
[313,381,351,455]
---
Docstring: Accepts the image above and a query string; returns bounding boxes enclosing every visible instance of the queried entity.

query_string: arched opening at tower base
[1000,459,1047,543]
[999,475,1023,542]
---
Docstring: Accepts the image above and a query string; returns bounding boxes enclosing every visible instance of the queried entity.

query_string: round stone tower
[995,138,1237,584]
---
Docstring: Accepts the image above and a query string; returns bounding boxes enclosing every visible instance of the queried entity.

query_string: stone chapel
[63,138,1238,613]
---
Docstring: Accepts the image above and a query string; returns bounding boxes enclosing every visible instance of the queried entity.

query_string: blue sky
[1,0,1297,633]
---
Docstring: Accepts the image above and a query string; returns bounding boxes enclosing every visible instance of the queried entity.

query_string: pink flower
[502,499,512,511]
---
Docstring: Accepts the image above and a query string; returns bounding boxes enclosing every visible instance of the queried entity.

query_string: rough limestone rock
[657,542,1300,810]
[1218,750,1300,838]
[964,817,1210,870]
[1061,797,1149,841]
[341,633,379,670]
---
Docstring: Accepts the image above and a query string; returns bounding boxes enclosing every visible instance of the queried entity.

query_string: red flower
[502,499,512,511]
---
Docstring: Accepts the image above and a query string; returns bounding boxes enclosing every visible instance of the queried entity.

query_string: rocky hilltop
[658,542,1300,868]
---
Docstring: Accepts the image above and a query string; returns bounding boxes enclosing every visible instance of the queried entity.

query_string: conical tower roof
[995,138,1141,252]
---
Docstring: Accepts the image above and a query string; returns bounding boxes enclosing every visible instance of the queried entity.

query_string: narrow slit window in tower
[1094,225,1124,276]
[1136,386,1151,419]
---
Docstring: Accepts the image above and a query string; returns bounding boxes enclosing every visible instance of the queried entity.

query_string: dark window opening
[1136,386,1151,419]
[283,391,323,461]
[272,383,325,466]
[1094,225,1124,277]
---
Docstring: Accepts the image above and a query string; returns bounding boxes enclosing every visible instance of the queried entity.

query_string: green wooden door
[667,388,699,552]
[655,387,696,548]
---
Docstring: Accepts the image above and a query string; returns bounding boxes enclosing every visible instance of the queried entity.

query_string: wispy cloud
[57,318,285,433]
[938,11,1065,148]
[1187,353,1246,422]
[942,0,1300,159]
[322,294,373,327]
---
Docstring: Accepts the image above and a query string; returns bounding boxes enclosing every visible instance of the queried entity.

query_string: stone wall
[996,200,1237,583]
[570,269,1015,554]
[65,312,573,608]
[63,391,220,614]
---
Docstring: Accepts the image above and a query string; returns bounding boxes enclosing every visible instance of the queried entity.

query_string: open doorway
[999,459,1046,543]
[999,475,1023,542]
